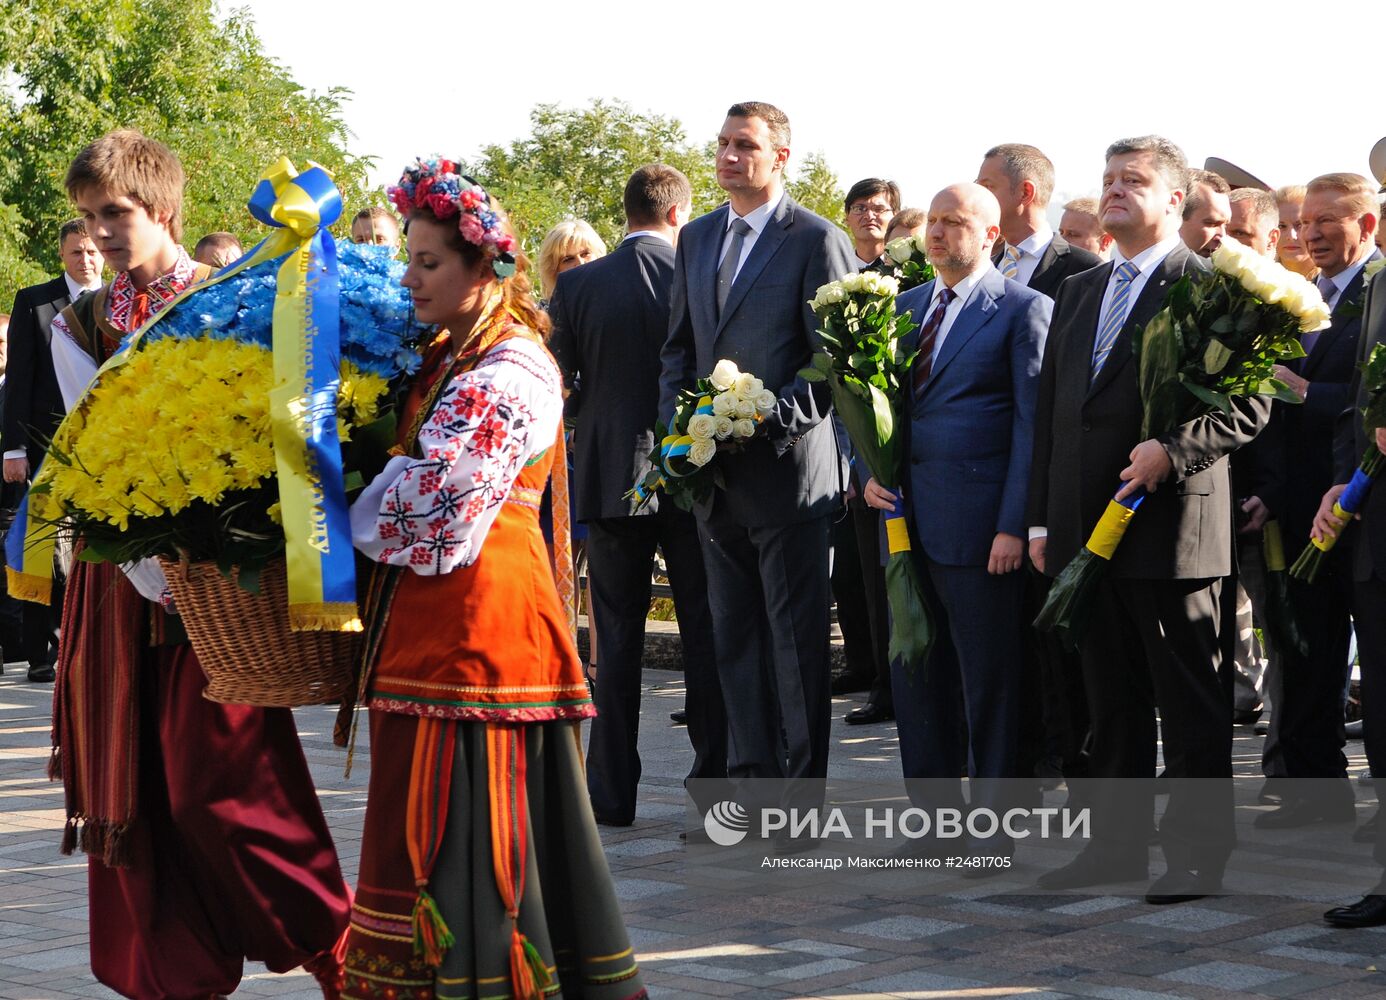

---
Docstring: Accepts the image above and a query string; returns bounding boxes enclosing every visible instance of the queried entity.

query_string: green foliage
[784,151,846,229]
[0,0,370,307]
[464,100,723,270]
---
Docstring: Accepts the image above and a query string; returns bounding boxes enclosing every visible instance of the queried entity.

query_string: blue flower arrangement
[141,242,426,378]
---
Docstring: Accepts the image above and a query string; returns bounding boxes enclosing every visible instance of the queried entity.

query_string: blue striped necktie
[1090,261,1141,381]
[999,245,1022,280]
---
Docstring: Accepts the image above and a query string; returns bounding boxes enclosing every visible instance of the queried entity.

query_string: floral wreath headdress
[388,158,517,278]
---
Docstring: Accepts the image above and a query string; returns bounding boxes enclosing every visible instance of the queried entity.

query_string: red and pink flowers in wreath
[388,158,518,277]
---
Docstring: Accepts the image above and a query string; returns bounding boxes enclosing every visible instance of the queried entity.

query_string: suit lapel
[1085,247,1185,401]
[1304,252,1381,377]
[1029,239,1062,292]
[925,270,1002,389]
[715,197,793,337]
[693,206,727,341]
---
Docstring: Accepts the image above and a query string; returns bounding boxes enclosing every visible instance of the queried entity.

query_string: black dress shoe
[1253,798,1355,829]
[593,813,633,828]
[669,710,687,725]
[1233,708,1262,726]
[1036,851,1147,890]
[1145,868,1223,904]
[1324,894,1386,928]
[26,662,55,683]
[844,702,893,725]
[830,673,873,696]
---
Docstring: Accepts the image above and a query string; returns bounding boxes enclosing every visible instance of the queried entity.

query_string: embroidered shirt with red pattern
[105,246,199,333]
[350,336,563,575]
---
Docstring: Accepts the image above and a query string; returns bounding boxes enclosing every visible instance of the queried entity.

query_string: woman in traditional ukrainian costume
[341,161,647,1000]
[38,130,351,1000]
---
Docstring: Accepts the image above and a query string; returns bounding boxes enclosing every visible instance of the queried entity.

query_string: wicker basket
[158,556,358,707]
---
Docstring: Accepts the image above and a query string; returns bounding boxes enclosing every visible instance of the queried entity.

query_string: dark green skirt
[344,713,647,1000]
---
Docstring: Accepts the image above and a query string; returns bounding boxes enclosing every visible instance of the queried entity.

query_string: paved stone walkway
[4,665,1386,999]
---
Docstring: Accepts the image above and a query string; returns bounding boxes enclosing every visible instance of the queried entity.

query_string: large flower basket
[159,556,358,707]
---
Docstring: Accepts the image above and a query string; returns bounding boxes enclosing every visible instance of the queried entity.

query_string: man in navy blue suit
[865,183,1051,863]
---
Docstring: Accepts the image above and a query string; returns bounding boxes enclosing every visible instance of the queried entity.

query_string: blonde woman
[537,219,607,301]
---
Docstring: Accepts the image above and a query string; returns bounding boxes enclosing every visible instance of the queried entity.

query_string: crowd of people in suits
[6,101,1386,949]
[541,103,1386,924]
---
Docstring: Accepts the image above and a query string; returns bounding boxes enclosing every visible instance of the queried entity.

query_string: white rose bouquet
[628,359,774,512]
[1036,236,1327,648]
[804,271,934,668]
[882,234,936,292]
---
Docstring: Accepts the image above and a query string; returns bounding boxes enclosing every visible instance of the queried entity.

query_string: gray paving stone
[839,915,965,940]
[1157,959,1297,989]
[1126,906,1253,931]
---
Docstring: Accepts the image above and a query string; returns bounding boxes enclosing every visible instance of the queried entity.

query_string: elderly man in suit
[548,164,727,826]
[2,218,102,683]
[1318,264,1386,927]
[658,101,856,791]
[864,183,1050,864]
[1028,136,1270,902]
[1258,173,1383,830]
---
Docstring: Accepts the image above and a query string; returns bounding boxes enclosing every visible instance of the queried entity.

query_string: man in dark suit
[1028,136,1270,902]
[864,183,1050,862]
[548,164,727,825]
[2,218,102,683]
[1318,264,1386,927]
[1255,173,1381,829]
[658,101,856,790]
[977,143,1103,790]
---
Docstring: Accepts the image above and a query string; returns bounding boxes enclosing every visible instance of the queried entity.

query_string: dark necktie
[911,286,957,392]
[717,218,753,316]
[1303,274,1338,356]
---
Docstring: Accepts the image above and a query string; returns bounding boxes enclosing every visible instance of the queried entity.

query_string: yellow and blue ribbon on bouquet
[7,157,362,632]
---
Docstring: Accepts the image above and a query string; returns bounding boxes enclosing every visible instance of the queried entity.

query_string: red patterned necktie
[912,286,957,392]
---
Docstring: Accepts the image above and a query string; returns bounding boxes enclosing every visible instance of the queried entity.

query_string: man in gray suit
[658,101,856,789]
[549,165,726,826]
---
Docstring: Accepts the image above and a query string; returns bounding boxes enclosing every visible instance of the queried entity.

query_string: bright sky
[239,0,1385,217]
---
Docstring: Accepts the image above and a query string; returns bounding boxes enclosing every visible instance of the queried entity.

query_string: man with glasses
[844,178,900,269]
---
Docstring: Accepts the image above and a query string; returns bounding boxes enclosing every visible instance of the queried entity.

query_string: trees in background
[466,100,845,257]
[0,0,369,306]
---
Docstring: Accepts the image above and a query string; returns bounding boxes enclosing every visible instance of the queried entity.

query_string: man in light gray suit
[658,101,856,789]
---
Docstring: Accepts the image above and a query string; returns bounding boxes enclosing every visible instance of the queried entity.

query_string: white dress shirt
[64,272,102,303]
[623,229,673,247]
[922,264,990,365]
[997,228,1054,287]
[717,191,784,282]
[1319,250,1379,308]
[1028,232,1184,542]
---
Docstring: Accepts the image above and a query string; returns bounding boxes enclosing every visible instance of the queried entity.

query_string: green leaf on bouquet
[1182,381,1232,413]
[1261,379,1305,405]
[869,383,894,446]
[1203,338,1234,374]
[1281,337,1307,359]
[812,352,834,372]
[798,365,827,383]
[1209,313,1235,336]
[818,329,843,349]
